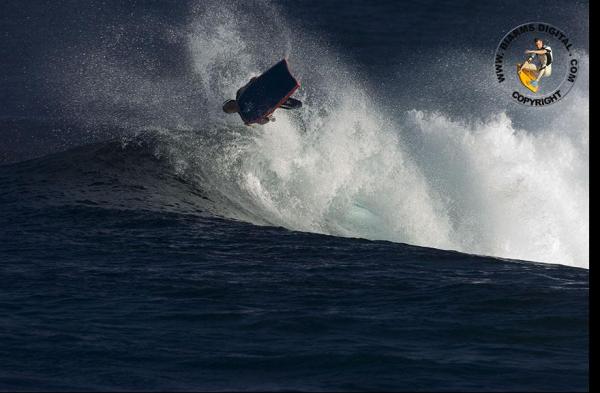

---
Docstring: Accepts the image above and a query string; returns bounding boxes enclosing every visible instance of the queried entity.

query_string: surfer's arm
[525,49,547,55]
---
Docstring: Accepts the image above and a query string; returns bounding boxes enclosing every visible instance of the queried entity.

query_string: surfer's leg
[544,64,552,77]
[535,56,548,81]
[535,69,546,82]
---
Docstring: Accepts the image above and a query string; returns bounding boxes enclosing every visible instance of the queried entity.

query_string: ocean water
[0,0,589,391]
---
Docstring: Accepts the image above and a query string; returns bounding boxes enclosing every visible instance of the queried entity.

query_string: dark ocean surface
[0,0,589,391]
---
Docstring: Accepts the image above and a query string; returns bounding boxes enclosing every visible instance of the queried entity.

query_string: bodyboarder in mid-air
[222,59,302,126]
[222,77,302,125]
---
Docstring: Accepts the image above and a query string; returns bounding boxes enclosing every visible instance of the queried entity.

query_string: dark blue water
[0,0,589,391]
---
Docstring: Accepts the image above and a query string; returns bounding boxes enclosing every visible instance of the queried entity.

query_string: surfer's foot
[531,80,539,87]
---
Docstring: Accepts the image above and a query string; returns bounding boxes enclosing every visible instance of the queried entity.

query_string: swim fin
[280,97,302,110]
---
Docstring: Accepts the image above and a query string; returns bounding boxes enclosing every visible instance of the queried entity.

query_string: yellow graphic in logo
[516,64,539,93]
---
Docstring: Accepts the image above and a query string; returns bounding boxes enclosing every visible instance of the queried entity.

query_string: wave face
[0,137,589,392]
[0,193,589,391]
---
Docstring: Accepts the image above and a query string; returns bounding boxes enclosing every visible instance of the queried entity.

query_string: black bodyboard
[237,59,300,124]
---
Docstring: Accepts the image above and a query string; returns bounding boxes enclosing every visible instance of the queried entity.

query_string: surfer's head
[222,99,239,114]
[534,38,544,49]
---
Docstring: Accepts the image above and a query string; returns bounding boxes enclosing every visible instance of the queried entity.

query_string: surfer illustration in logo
[494,22,579,106]
[517,38,553,93]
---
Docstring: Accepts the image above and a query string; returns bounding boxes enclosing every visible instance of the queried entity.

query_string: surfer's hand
[270,117,276,122]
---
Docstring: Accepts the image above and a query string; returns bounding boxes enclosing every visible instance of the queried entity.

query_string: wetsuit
[530,45,553,77]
